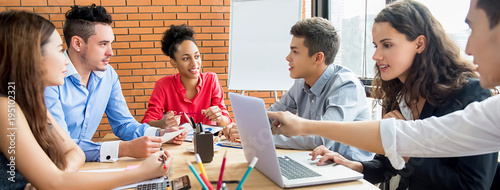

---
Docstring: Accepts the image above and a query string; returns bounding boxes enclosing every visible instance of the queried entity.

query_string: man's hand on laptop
[310,145,363,173]
[223,122,240,142]
[267,111,307,137]
[119,136,163,158]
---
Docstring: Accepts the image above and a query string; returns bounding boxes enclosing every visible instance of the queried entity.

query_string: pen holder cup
[193,131,214,163]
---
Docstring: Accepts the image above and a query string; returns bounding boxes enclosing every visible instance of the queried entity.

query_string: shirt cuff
[379,118,405,170]
[144,127,160,136]
[100,141,120,162]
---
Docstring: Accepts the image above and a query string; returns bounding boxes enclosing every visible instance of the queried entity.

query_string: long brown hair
[371,0,476,113]
[0,10,67,169]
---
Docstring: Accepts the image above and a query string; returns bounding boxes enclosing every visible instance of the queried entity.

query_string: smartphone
[171,175,190,190]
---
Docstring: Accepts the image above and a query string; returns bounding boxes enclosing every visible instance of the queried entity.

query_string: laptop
[228,92,363,188]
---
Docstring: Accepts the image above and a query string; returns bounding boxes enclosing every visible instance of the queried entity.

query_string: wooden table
[79,134,379,190]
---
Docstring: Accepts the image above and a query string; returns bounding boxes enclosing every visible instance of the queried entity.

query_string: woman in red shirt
[141,25,232,128]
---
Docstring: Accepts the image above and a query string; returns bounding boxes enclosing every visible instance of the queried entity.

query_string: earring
[76,49,80,52]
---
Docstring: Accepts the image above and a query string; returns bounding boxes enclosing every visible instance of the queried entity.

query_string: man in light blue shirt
[45,4,186,162]
[225,17,374,161]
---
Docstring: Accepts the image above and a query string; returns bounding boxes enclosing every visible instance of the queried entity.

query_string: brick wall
[0,0,303,141]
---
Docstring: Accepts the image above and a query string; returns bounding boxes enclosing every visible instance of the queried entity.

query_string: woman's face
[42,30,68,87]
[171,40,202,80]
[372,22,422,83]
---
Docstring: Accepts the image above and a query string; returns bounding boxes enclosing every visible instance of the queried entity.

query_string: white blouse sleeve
[380,95,500,170]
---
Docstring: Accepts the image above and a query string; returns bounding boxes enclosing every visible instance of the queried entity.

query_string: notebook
[228,92,363,188]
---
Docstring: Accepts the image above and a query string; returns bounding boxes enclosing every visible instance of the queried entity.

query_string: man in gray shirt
[225,17,374,161]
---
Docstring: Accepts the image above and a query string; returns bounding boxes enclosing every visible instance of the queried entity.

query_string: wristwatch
[156,129,161,137]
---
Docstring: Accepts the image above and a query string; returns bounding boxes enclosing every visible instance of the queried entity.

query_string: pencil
[186,159,209,190]
[235,157,258,190]
[200,172,215,190]
[160,148,166,169]
[216,150,228,190]
[195,154,208,180]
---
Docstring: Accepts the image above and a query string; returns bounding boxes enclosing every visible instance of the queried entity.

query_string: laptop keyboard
[278,156,321,180]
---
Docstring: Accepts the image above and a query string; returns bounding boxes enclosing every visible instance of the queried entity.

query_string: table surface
[79,134,379,190]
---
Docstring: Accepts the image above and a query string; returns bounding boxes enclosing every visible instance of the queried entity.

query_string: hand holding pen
[202,106,228,125]
[161,111,181,129]
[139,149,172,179]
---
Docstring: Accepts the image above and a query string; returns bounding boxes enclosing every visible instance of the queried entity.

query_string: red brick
[129,28,152,34]
[110,56,131,63]
[35,7,60,14]
[203,67,225,73]
[154,42,161,47]
[112,28,128,35]
[201,13,224,19]
[132,69,156,75]
[195,34,212,40]
[111,14,128,20]
[53,21,63,28]
[142,48,162,55]
[133,82,156,88]
[224,0,230,5]
[114,7,138,13]
[120,76,143,83]
[164,6,186,12]
[198,47,212,54]
[131,42,154,48]
[201,0,223,5]
[101,0,125,6]
[104,6,114,13]
[48,0,73,6]
[116,35,140,41]
[112,42,130,48]
[73,0,100,6]
[7,7,34,12]
[203,54,225,60]
[212,20,229,26]
[0,0,20,6]
[211,6,229,13]
[127,0,151,6]
[49,14,65,21]
[177,13,200,19]
[177,0,200,5]
[213,47,228,53]
[213,61,228,67]
[152,13,176,20]
[144,76,164,82]
[136,109,148,115]
[117,49,141,55]
[156,55,170,61]
[118,63,142,69]
[188,20,211,26]
[157,68,176,75]
[132,55,155,62]
[145,89,154,95]
[143,62,167,68]
[121,83,134,89]
[140,20,164,27]
[122,89,145,96]
[128,13,152,20]
[140,34,162,41]
[115,21,139,27]
[127,102,146,109]
[202,27,224,33]
[139,6,163,13]
[212,34,229,40]
[21,0,47,6]
[202,41,225,47]
[135,96,151,102]
[152,0,175,5]
[202,60,213,66]
[192,27,202,33]
[219,80,227,86]
[188,6,211,12]
[153,27,169,34]
[115,69,131,76]
[224,13,230,19]
[249,92,271,97]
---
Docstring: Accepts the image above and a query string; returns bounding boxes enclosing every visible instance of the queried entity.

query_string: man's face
[285,36,316,79]
[80,24,114,71]
[465,0,500,89]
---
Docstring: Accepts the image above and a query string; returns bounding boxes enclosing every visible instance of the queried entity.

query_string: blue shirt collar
[303,64,335,97]
[64,50,105,81]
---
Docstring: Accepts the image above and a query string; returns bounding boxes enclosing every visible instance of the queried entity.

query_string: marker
[189,117,197,131]
[160,148,166,169]
[216,150,228,190]
[235,157,258,190]
[186,160,209,190]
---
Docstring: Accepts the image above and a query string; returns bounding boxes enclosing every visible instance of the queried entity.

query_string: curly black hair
[63,4,112,47]
[161,24,196,58]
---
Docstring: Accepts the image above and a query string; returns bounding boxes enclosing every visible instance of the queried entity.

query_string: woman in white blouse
[267,0,500,170]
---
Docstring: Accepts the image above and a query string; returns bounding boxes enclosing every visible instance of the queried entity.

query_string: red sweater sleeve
[141,78,167,124]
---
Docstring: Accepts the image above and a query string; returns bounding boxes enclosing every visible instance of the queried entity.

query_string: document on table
[78,168,165,190]
[161,127,189,143]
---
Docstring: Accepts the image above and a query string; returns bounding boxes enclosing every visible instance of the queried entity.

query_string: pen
[195,154,208,180]
[160,148,166,169]
[235,157,258,190]
[189,117,197,131]
[200,172,215,190]
[186,159,209,190]
[216,150,228,190]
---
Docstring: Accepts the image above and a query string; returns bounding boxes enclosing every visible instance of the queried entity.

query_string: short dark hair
[290,17,339,65]
[476,0,500,29]
[63,4,112,47]
[161,24,197,59]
